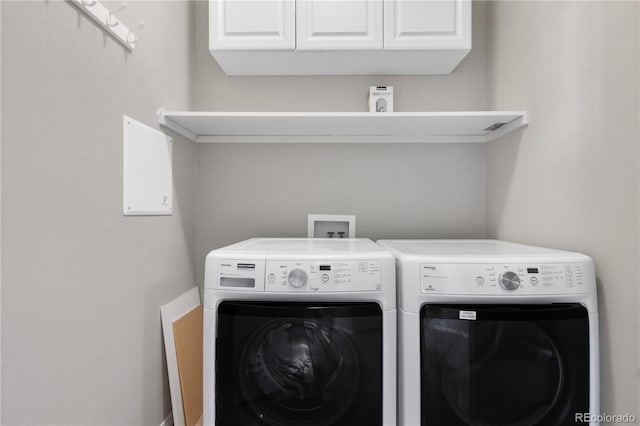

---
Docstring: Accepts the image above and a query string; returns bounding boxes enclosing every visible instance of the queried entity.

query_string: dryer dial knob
[288,269,308,288]
[499,271,521,290]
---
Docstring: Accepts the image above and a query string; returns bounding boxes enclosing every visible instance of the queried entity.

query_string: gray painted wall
[1,1,196,424]
[4,0,639,424]
[192,1,490,283]
[194,143,486,284]
[485,0,640,417]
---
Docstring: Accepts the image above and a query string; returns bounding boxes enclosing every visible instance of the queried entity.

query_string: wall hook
[68,0,139,52]
[105,2,126,27]
[126,20,144,44]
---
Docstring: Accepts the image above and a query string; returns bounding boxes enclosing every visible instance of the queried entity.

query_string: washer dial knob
[499,271,521,290]
[288,269,308,288]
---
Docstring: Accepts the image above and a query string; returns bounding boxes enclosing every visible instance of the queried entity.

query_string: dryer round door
[440,321,563,426]
[420,304,590,426]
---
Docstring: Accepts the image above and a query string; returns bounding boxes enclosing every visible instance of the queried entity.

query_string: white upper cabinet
[210,0,295,49]
[209,0,471,75]
[296,0,383,50]
[384,0,470,50]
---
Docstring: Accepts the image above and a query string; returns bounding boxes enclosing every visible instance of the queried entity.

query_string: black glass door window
[216,301,383,426]
[421,304,589,426]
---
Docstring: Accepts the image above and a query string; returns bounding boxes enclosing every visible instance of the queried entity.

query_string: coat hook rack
[105,2,126,27]
[126,21,144,45]
[67,0,140,52]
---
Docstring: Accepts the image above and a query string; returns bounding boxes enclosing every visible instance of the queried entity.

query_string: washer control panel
[420,263,588,294]
[266,260,381,292]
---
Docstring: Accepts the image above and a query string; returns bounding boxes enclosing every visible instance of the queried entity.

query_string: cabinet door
[210,0,295,50]
[384,0,471,50]
[296,0,383,50]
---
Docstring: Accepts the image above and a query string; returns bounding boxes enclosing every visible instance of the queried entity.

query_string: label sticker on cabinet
[459,310,477,320]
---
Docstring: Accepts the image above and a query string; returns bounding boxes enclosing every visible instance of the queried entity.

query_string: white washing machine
[376,239,599,426]
[203,238,396,426]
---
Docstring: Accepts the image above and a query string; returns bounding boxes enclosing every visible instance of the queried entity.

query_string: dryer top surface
[377,239,588,262]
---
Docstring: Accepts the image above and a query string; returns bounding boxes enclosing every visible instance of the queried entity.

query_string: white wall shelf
[157,110,528,143]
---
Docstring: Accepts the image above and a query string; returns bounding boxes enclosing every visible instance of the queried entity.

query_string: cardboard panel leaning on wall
[173,305,204,426]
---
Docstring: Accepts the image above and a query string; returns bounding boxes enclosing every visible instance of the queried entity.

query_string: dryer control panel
[420,263,588,295]
[265,260,381,292]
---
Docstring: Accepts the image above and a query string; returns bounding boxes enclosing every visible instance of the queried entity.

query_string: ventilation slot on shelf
[484,122,507,132]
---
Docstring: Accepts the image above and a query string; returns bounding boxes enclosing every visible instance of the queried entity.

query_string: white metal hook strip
[127,21,144,44]
[106,2,126,27]
[67,0,137,52]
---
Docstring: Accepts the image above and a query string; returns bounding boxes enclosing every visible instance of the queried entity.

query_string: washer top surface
[217,238,387,255]
[205,238,396,303]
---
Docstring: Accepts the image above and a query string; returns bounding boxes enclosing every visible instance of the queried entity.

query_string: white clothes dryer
[376,239,599,426]
[203,238,396,426]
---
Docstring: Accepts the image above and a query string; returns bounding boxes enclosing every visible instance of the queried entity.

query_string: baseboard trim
[160,412,173,426]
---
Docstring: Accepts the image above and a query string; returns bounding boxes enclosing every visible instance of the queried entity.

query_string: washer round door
[240,318,360,425]
[215,302,383,426]
[420,304,590,426]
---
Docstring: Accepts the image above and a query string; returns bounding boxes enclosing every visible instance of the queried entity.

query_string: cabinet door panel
[210,0,295,50]
[297,0,383,50]
[384,0,471,50]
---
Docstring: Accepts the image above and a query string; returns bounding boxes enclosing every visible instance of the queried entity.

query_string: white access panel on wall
[123,116,173,216]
